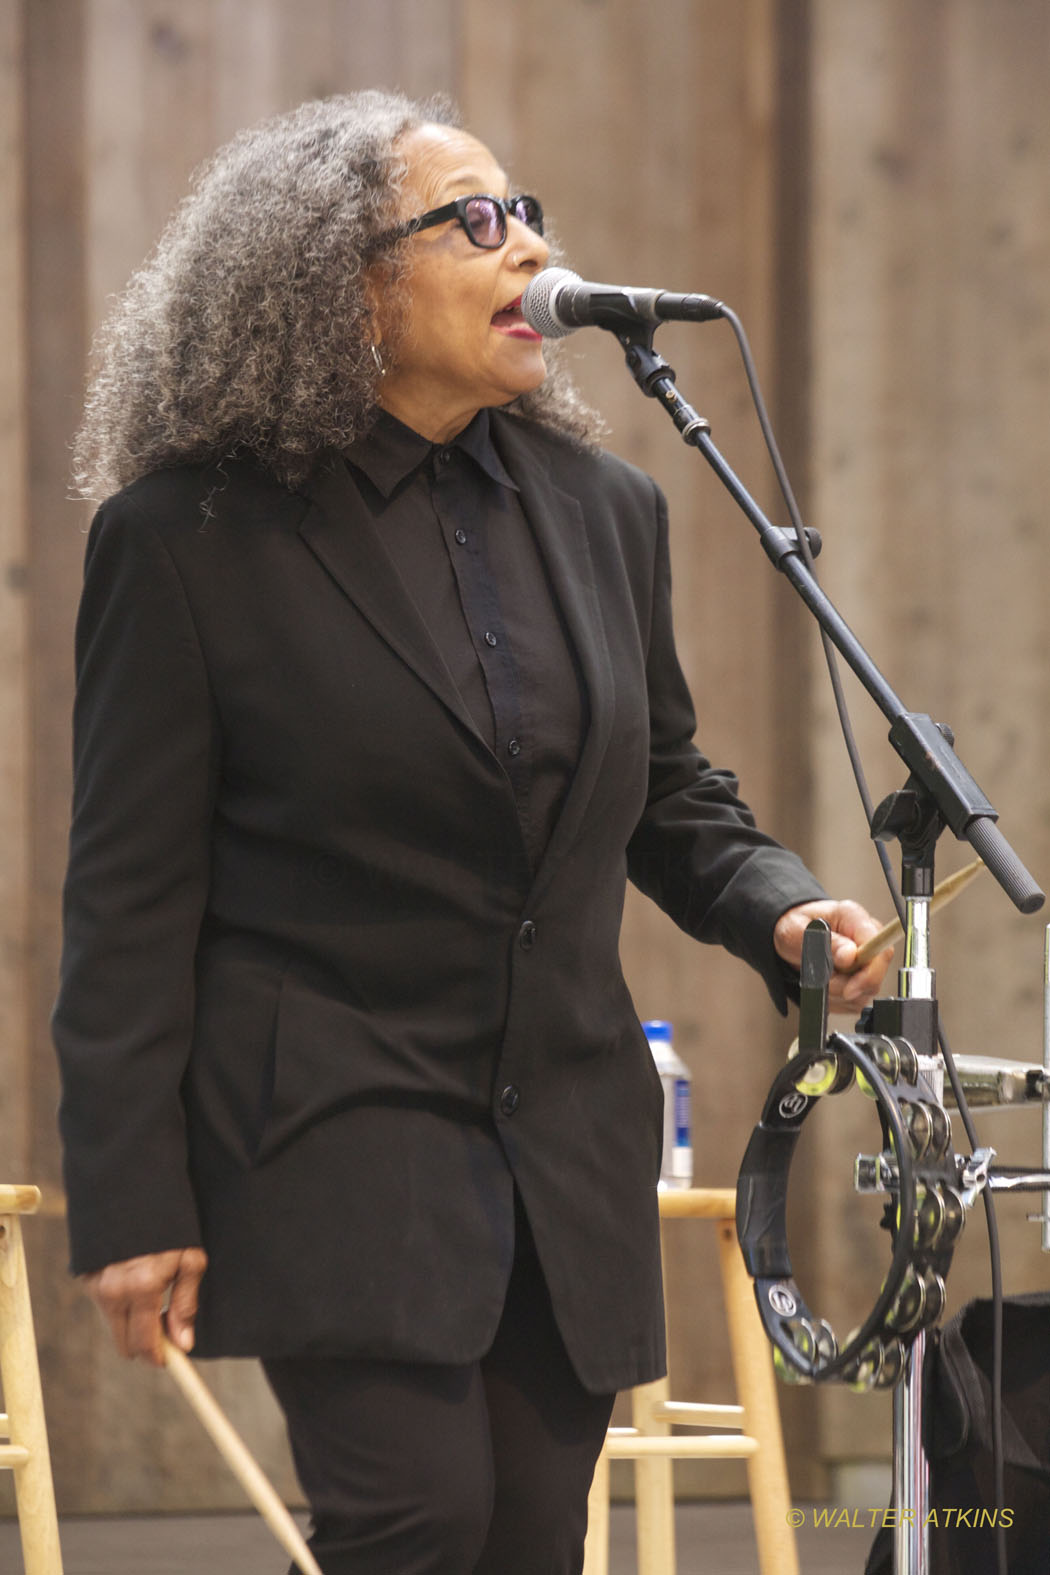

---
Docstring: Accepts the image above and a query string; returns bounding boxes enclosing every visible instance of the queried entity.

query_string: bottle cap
[643,1019,673,1042]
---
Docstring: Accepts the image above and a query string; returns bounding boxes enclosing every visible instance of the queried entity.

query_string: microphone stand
[610,323,1045,1575]
[611,325,1043,912]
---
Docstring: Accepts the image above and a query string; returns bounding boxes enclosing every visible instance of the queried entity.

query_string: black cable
[719,304,1008,1572]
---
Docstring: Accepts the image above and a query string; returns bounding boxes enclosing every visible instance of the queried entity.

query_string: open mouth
[491,296,542,338]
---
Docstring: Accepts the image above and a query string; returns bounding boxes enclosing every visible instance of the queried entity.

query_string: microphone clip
[620,333,712,442]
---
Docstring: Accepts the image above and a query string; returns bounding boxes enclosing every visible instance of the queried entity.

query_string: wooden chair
[0,1185,63,1574]
[582,1188,798,1575]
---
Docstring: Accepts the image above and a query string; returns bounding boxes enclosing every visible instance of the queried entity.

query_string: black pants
[263,1203,615,1574]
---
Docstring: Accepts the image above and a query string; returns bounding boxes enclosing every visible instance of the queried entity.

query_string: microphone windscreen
[521,267,581,339]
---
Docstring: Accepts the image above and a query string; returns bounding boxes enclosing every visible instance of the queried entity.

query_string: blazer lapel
[493,418,616,891]
[297,452,486,745]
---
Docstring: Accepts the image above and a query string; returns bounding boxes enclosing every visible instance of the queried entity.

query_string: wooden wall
[2,0,1048,1516]
[805,0,1050,1477]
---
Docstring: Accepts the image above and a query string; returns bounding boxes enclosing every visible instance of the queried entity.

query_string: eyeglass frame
[380,193,544,251]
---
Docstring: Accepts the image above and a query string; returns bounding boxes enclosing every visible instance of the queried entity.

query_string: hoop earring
[370,343,386,377]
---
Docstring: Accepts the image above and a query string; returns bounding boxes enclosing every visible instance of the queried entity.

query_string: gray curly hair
[73,89,601,500]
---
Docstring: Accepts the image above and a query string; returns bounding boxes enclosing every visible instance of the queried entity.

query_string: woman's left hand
[773,898,895,1013]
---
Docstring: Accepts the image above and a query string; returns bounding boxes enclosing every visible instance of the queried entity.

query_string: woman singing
[54,89,891,1574]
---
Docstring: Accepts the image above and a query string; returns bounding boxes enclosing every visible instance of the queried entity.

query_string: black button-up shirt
[344,409,588,873]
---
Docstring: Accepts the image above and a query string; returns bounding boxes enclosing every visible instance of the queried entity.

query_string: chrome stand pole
[894,1336,928,1575]
[892,891,935,1575]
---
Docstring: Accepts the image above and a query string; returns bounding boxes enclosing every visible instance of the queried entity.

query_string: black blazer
[54,412,824,1393]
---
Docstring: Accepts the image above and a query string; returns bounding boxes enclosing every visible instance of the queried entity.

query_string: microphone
[521,266,725,339]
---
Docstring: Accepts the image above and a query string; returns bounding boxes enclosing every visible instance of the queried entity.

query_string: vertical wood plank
[19,0,93,1529]
[24,0,88,1183]
[86,0,219,322]
[0,0,31,1187]
[212,0,283,137]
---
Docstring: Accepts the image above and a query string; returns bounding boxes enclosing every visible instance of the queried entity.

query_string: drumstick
[162,1335,323,1575]
[850,857,986,972]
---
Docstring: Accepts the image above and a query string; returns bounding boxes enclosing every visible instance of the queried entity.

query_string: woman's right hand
[81,1247,209,1366]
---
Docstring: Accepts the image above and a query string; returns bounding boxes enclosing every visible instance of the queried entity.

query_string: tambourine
[736,1031,964,1390]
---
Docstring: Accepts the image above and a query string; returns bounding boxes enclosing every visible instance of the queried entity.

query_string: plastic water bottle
[644,1019,693,1189]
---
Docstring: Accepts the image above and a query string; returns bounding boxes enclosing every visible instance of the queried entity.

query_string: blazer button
[518,920,537,949]
[499,1084,521,1116]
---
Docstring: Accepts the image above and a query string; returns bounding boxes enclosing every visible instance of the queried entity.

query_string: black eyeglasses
[391,193,544,250]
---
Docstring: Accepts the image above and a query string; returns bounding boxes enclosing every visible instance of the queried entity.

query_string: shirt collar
[345,407,518,499]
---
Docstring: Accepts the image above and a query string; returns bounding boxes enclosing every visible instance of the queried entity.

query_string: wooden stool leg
[582,1442,610,1575]
[0,1211,63,1575]
[631,1377,676,1575]
[716,1219,798,1575]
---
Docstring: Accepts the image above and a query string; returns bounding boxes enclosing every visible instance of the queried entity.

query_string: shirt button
[484,631,498,647]
[518,920,537,949]
[437,447,453,465]
[454,529,467,545]
[499,1084,521,1117]
[507,738,522,757]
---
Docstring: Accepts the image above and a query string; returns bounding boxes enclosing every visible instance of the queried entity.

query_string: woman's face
[374,124,551,443]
